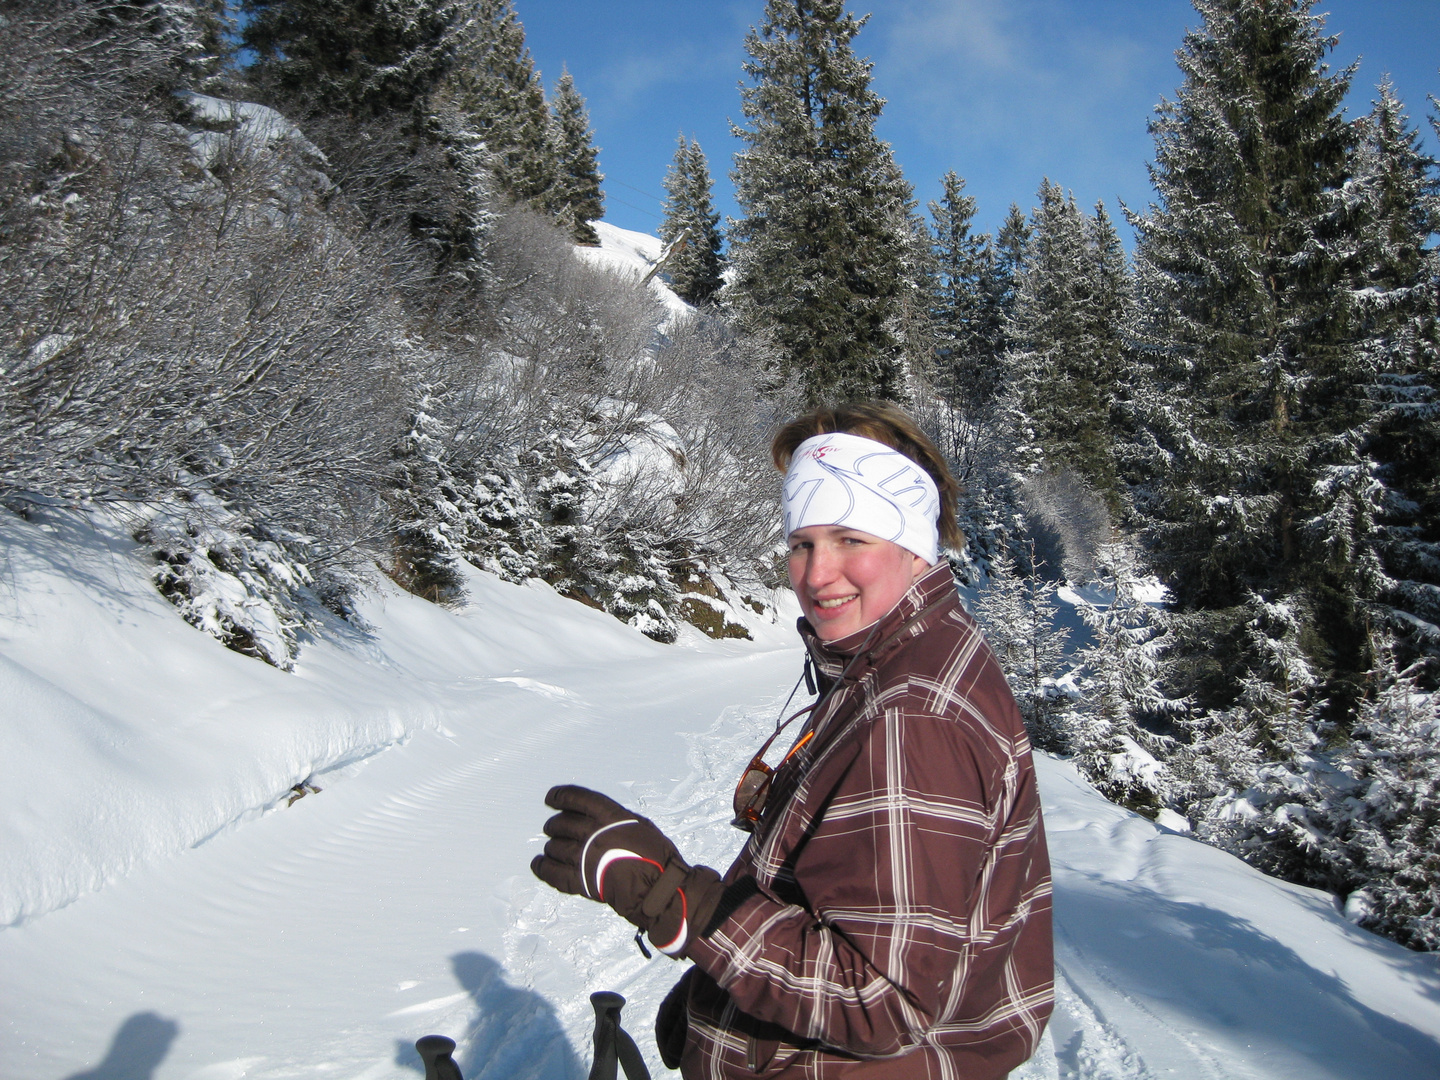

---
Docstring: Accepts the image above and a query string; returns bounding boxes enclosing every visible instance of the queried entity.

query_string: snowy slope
[578,220,692,323]
[2,508,1439,1080]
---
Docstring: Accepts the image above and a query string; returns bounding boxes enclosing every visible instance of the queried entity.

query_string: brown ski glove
[531,784,725,957]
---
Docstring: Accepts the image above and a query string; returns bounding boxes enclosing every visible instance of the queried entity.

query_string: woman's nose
[805,543,839,586]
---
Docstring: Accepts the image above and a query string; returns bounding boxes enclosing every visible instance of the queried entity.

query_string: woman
[533,402,1053,1078]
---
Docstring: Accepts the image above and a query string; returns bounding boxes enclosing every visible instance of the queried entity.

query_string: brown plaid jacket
[678,562,1053,1079]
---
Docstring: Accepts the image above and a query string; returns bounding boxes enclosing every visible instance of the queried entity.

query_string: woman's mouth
[815,594,857,611]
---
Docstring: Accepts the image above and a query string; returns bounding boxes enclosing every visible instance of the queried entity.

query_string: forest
[1,0,1436,955]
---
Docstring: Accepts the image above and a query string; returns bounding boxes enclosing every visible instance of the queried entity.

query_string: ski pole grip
[589,992,650,1080]
[415,1034,464,1080]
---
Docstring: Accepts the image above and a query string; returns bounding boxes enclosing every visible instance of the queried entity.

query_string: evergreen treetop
[660,134,725,305]
[728,0,914,404]
[1005,181,1128,507]
[545,67,605,245]
[1354,81,1440,683]
[437,0,555,207]
[927,170,1005,416]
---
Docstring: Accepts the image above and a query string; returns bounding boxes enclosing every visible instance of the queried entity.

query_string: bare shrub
[1022,468,1112,582]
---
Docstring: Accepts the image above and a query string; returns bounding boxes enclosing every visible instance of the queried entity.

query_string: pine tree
[437,0,555,208]
[1073,545,1182,813]
[1005,181,1126,505]
[992,203,1031,332]
[389,395,468,606]
[1327,647,1440,951]
[1169,594,1331,883]
[1355,82,1440,684]
[542,68,604,244]
[1128,0,1371,721]
[241,0,496,281]
[928,171,1004,417]
[893,196,937,397]
[660,135,725,304]
[241,0,467,118]
[728,0,913,404]
[975,545,1073,752]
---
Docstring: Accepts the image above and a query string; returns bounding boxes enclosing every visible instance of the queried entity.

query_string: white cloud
[871,0,1182,209]
[883,0,1023,76]
[590,4,752,114]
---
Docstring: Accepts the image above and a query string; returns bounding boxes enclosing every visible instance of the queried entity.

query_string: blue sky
[518,1,1440,245]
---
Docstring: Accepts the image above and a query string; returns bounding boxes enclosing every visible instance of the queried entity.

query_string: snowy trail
[6,660,1440,1080]
[2,512,1439,1079]
[1041,760,1440,1080]
[512,699,1440,1080]
[0,636,801,1080]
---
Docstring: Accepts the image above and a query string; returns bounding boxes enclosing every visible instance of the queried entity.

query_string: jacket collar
[799,560,958,678]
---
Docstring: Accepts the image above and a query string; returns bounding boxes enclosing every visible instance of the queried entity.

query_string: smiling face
[787,525,930,641]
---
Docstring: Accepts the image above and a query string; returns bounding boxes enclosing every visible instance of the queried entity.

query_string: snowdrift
[2,506,1438,1080]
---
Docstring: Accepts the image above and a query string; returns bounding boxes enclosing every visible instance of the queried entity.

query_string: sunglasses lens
[736,766,769,805]
[732,764,772,830]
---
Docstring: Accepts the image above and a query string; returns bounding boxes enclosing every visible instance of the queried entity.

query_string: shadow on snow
[395,951,584,1080]
[63,1012,180,1080]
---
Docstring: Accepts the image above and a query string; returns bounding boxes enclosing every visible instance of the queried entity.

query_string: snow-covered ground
[578,221,692,324]
[2,508,1439,1080]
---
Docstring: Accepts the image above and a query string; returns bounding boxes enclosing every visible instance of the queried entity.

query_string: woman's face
[787,525,929,641]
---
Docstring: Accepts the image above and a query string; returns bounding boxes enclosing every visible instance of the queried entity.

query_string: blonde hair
[771,401,963,552]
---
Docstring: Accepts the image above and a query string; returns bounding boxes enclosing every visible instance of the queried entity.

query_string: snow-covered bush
[1325,651,1440,950]
[385,209,784,639]
[138,496,319,670]
[975,547,1072,752]
[0,57,403,573]
[1070,546,1182,812]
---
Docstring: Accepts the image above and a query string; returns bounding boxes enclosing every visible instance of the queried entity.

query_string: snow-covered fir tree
[1084,201,1132,514]
[1325,646,1440,951]
[1128,0,1374,729]
[437,0,555,209]
[1004,181,1128,508]
[544,68,604,245]
[927,171,1004,419]
[992,203,1031,326]
[388,394,468,607]
[240,0,467,117]
[1353,80,1440,685]
[975,545,1073,753]
[728,0,913,404]
[1168,593,1332,883]
[659,135,725,304]
[1073,546,1183,813]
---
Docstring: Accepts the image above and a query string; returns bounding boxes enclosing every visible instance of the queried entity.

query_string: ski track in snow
[501,692,1074,1080]
[503,697,775,1079]
[4,504,1440,1079]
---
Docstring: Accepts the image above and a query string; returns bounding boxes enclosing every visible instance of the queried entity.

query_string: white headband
[781,432,941,565]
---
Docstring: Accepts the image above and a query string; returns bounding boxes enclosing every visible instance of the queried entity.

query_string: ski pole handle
[589,991,650,1080]
[415,1034,463,1080]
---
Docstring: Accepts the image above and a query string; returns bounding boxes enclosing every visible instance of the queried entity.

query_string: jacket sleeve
[684,704,1045,1058]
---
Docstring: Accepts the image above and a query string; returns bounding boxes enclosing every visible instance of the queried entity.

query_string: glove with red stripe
[531,785,724,958]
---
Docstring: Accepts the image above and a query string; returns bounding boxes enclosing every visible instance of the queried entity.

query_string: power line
[612,178,666,204]
[604,194,662,222]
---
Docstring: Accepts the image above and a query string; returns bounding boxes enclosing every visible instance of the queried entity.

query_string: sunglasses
[732,704,817,831]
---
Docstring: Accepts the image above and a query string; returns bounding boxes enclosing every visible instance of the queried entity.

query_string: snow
[579,221,693,323]
[176,91,327,169]
[2,507,1439,1080]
